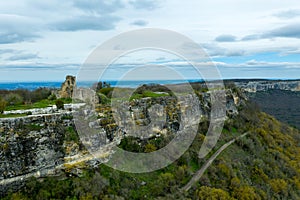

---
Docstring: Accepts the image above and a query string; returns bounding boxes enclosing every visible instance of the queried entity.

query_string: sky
[0,0,300,82]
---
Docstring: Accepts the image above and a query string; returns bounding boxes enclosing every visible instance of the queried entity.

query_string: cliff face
[0,113,74,193]
[0,114,68,179]
[235,80,300,92]
[0,88,244,194]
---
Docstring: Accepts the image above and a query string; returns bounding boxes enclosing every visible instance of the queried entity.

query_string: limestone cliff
[0,87,244,195]
[0,113,71,193]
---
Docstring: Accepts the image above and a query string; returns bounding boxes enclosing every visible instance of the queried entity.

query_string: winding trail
[182,131,250,192]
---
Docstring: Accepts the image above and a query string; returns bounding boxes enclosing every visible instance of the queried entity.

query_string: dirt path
[182,132,250,191]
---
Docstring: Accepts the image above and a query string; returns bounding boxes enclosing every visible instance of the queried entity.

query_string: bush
[97,93,110,104]
[65,126,79,143]
[232,186,261,200]
[30,87,52,102]
[0,98,7,113]
[48,94,57,101]
[269,179,288,194]
[196,186,231,200]
[99,87,114,98]
[144,143,157,153]
[55,99,64,110]
[5,93,23,106]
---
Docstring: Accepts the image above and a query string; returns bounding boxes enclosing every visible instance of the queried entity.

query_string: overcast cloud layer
[0,0,300,81]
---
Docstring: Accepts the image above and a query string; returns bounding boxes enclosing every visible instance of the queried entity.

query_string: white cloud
[215,34,237,42]
[129,0,159,10]
[130,19,148,26]
[0,14,42,44]
[51,15,121,31]
[7,53,40,61]
[263,23,300,39]
[273,9,300,19]
[73,0,124,14]
[0,0,299,80]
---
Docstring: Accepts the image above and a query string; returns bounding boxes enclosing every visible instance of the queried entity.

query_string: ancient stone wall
[59,75,76,98]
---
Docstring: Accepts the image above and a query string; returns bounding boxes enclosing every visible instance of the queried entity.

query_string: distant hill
[234,79,300,92]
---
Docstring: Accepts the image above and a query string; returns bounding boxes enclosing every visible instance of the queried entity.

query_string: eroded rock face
[0,113,73,181]
[59,75,76,98]
[0,88,245,194]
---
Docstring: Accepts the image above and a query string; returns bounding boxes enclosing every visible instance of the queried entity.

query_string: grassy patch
[0,113,28,118]
[5,99,55,111]
[5,98,72,111]
[65,126,79,143]
[99,87,114,98]
[130,90,169,101]
[61,115,73,120]
[25,124,43,131]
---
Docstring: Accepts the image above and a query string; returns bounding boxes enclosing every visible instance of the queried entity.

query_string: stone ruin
[59,75,76,99]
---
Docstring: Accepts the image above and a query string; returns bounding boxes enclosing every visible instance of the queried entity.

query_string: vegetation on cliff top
[0,88,72,113]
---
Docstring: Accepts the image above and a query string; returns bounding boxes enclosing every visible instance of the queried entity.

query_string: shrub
[0,98,7,113]
[48,94,57,100]
[232,186,261,200]
[65,126,79,143]
[144,143,157,153]
[55,99,64,110]
[30,87,52,102]
[5,93,23,106]
[99,87,114,98]
[196,186,231,200]
[26,124,43,131]
[269,179,288,194]
[97,93,111,104]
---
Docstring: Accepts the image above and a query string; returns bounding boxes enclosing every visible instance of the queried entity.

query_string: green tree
[159,172,176,192]
[9,192,30,200]
[196,186,232,200]
[269,179,288,194]
[232,186,261,200]
[36,189,51,200]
